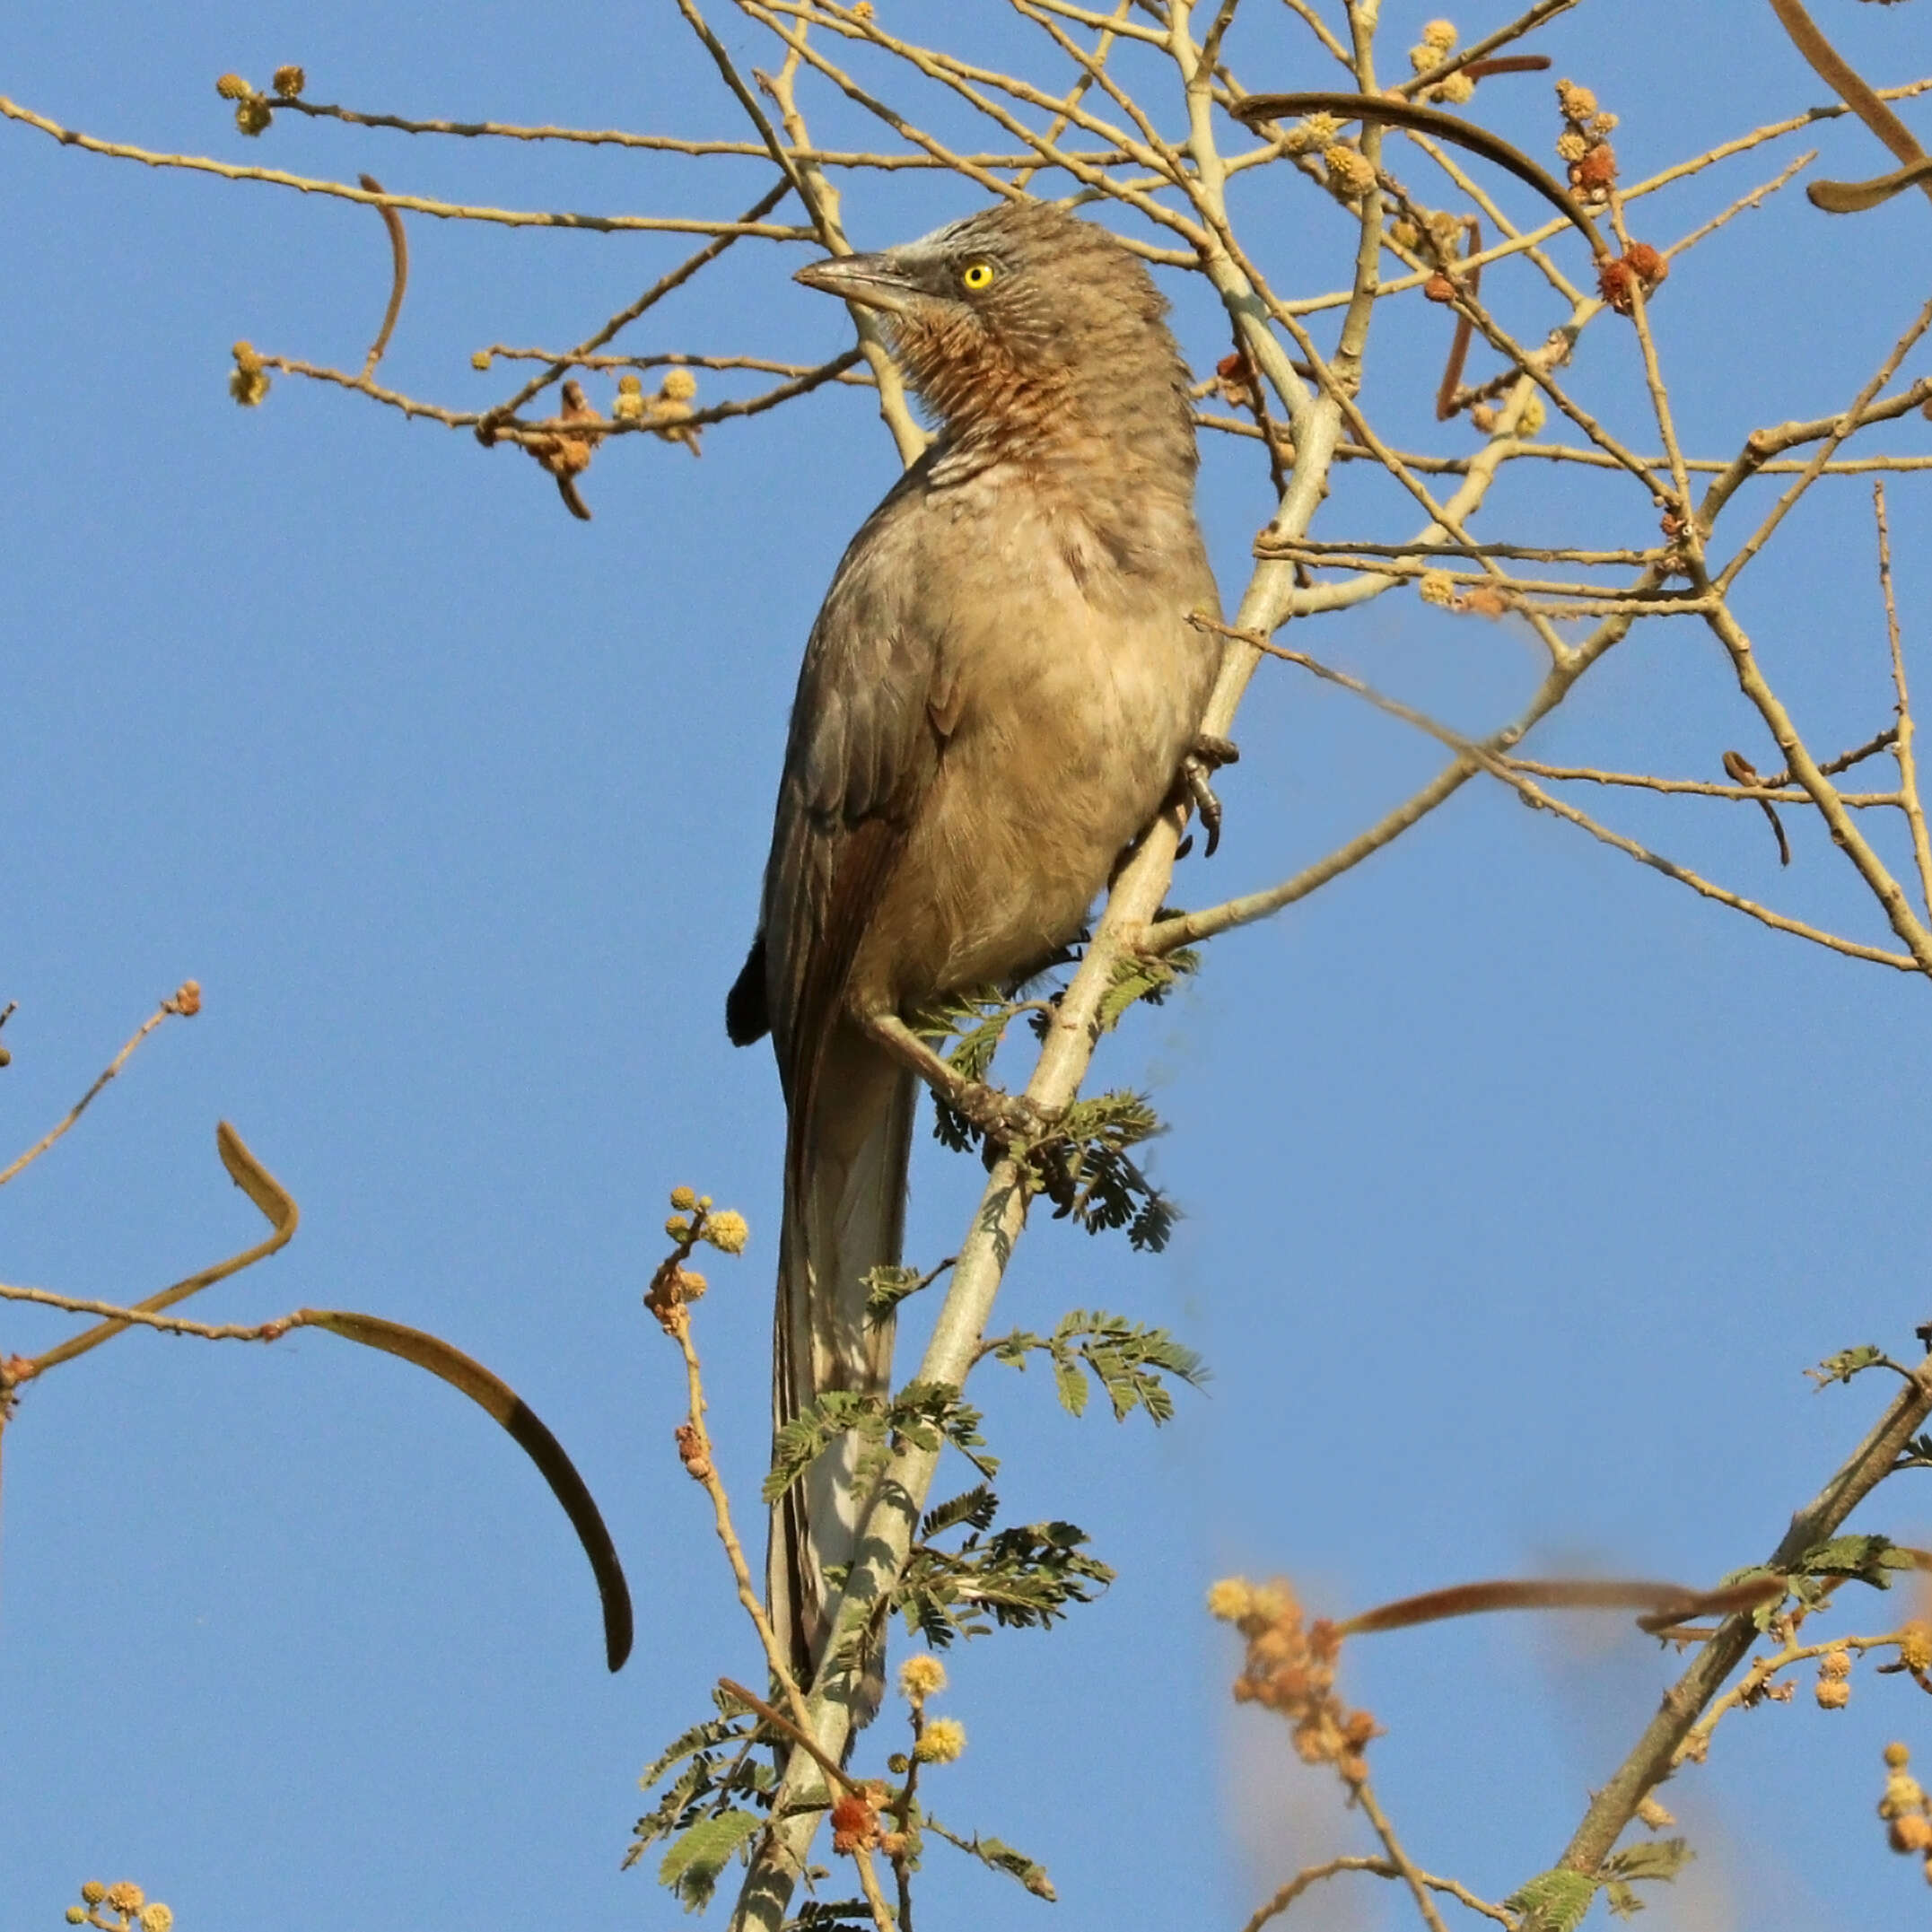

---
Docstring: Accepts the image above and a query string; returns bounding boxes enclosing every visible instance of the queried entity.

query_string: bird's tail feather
[770,1021,914,1711]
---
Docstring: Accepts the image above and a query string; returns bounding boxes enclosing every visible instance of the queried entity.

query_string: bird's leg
[1175,732,1240,858]
[861,1012,1056,1147]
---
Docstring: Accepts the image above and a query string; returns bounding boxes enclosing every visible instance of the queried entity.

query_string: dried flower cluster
[65,1880,173,1931]
[228,342,269,409]
[1879,1741,1932,1880]
[1554,76,1619,201]
[830,1783,889,1855]
[1210,1577,1379,1782]
[1409,19,1474,107]
[1598,241,1668,317]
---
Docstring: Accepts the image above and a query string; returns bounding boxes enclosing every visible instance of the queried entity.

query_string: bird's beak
[793,251,919,315]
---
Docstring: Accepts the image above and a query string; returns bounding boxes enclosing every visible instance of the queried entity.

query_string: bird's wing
[761,471,954,1103]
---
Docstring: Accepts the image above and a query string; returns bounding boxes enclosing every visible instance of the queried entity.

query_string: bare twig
[1875,482,1932,917]
[0,98,811,237]
[1241,1855,1513,1932]
[24,1122,299,1377]
[0,983,200,1190]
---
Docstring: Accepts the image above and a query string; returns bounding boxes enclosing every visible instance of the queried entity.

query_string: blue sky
[5,5,1931,1929]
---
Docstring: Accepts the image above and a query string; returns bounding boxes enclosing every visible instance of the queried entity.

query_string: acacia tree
[7,3,1932,1928]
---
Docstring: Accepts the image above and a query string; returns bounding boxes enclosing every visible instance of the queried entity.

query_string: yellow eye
[959,259,997,292]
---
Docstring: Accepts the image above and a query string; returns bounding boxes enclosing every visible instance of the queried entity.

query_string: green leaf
[1604,1880,1644,1919]
[891,1381,999,1480]
[864,1263,926,1318]
[638,1709,749,1794]
[660,1808,763,1911]
[765,1390,886,1503]
[1053,1353,1089,1417]
[1898,1430,1932,1472]
[1506,1868,1597,1932]
[1795,1533,1914,1590]
[925,1815,1057,1901]
[1807,1343,1887,1388]
[922,1484,999,1538]
[1034,1090,1179,1251]
[1601,1838,1692,1884]
[991,1311,1207,1426]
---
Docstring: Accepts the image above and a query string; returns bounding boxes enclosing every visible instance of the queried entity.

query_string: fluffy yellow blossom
[1282,111,1341,155]
[1323,144,1377,197]
[1207,1578,1254,1622]
[899,1654,948,1701]
[272,66,306,99]
[1421,19,1458,48]
[915,1717,966,1763]
[660,368,699,401]
[701,1209,749,1254]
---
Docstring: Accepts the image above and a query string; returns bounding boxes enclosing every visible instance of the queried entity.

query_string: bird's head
[795,199,1193,475]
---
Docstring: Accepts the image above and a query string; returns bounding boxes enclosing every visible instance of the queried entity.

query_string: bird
[726,196,1224,1701]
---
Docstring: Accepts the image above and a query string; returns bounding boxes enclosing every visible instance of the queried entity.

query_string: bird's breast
[852,481,1217,1008]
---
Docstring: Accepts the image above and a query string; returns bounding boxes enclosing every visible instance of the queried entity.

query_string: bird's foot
[950,1080,1060,1151]
[1176,732,1240,858]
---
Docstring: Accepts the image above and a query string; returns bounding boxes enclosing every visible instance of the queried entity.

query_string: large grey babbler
[727,197,1223,1698]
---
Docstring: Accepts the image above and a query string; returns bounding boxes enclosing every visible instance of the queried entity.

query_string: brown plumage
[728,198,1220,1701]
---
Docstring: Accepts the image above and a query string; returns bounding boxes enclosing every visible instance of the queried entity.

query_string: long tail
[770,1018,915,1706]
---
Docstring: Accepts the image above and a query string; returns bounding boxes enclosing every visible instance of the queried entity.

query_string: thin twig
[1352,1779,1452,1932]
[476,175,792,436]
[0,1281,302,1343]
[0,985,198,1189]
[1241,1856,1515,1932]
[659,1259,815,1735]
[0,98,812,237]
[1875,482,1932,917]
[1502,759,1895,809]
[26,1122,299,1377]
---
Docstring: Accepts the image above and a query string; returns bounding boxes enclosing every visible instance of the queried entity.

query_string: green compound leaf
[993,1310,1207,1426]
[1806,1343,1887,1388]
[1795,1533,1916,1590]
[660,1808,763,1912]
[926,1815,1057,1901]
[1507,1868,1597,1932]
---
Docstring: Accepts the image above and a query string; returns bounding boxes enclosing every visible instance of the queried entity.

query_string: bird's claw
[952,1081,1059,1150]
[1178,732,1239,858]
